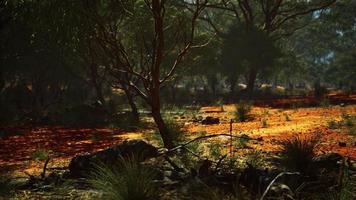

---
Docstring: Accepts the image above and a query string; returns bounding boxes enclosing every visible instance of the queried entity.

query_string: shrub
[164,117,186,145]
[111,112,142,131]
[31,149,50,161]
[235,101,252,122]
[327,120,339,129]
[341,113,354,127]
[349,126,356,135]
[284,113,291,121]
[279,135,319,174]
[89,156,159,200]
[0,176,15,197]
[245,150,263,168]
[261,118,268,128]
[208,142,223,160]
[150,117,186,147]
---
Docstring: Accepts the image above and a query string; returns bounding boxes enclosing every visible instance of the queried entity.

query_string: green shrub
[235,101,252,122]
[208,142,223,160]
[164,117,186,145]
[0,176,15,197]
[341,113,354,127]
[327,120,339,129]
[31,149,50,161]
[279,135,319,174]
[349,126,356,135]
[89,156,159,200]
[111,112,142,131]
[245,150,263,168]
[261,118,268,128]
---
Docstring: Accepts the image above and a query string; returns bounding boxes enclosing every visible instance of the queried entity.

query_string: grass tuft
[89,156,159,200]
[279,135,319,174]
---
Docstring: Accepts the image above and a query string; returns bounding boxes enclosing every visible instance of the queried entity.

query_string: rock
[338,142,347,147]
[68,139,158,178]
[312,153,342,169]
[201,116,220,125]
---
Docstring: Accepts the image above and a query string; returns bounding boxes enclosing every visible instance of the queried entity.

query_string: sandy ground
[1,104,355,177]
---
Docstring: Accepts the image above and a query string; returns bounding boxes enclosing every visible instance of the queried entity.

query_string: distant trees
[198,0,337,97]
[221,24,280,98]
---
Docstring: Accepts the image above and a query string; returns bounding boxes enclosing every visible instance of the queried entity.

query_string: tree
[81,0,207,149]
[197,0,337,98]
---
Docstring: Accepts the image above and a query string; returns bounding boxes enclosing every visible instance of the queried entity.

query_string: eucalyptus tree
[79,0,207,148]
[197,0,337,98]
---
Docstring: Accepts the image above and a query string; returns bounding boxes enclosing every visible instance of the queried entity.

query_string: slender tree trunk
[123,87,139,122]
[246,69,258,99]
[150,87,174,149]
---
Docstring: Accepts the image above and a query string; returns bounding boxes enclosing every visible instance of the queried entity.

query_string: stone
[68,139,158,178]
[201,116,220,125]
[338,142,347,147]
[312,153,342,169]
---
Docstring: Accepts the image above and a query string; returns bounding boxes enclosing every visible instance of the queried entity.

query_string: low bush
[89,156,159,200]
[235,101,252,122]
[279,135,319,174]
[327,120,339,129]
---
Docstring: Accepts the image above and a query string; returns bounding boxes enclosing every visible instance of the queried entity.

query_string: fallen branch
[260,171,300,200]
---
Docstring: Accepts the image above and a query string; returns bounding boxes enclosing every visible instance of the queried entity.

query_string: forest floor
[1,101,356,178]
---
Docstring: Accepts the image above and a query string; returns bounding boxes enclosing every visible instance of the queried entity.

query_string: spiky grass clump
[235,101,252,122]
[0,176,15,197]
[161,117,186,146]
[279,135,319,174]
[89,156,159,200]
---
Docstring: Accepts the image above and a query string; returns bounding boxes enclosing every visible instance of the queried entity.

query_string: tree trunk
[246,69,258,99]
[123,87,139,122]
[150,87,174,149]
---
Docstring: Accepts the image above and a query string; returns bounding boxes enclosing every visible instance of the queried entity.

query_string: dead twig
[260,171,300,200]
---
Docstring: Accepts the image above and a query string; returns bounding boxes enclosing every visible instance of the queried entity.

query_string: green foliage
[284,113,291,121]
[0,176,15,198]
[165,117,186,145]
[279,135,319,174]
[208,142,223,160]
[235,101,252,122]
[31,149,49,161]
[341,113,354,127]
[261,118,268,128]
[89,156,159,200]
[150,117,186,147]
[327,120,339,129]
[245,150,263,168]
[111,112,142,131]
[221,23,281,87]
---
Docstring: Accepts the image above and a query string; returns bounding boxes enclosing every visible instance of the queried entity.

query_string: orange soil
[1,104,355,176]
